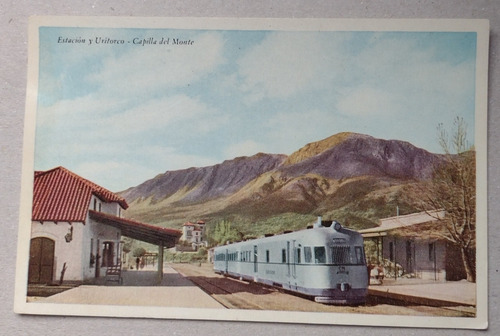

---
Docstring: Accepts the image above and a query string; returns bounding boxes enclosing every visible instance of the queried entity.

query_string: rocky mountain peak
[284,132,355,166]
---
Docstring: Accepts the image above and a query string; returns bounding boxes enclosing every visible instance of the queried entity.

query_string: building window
[266,250,270,263]
[90,238,95,266]
[282,249,286,263]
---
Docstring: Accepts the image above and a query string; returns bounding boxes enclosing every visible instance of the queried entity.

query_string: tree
[132,246,147,258]
[209,219,243,246]
[122,237,133,254]
[414,117,476,282]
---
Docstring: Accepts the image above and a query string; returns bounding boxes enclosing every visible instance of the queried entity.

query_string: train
[213,217,369,305]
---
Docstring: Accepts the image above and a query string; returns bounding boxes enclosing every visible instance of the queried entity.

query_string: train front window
[355,246,365,265]
[330,246,366,265]
[314,246,326,264]
[331,246,350,264]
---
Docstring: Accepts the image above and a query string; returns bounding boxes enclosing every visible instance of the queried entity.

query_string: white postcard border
[14,16,489,330]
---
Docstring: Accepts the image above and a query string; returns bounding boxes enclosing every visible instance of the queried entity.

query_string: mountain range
[119,132,442,234]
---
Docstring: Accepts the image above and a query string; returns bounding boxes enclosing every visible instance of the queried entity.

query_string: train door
[286,240,297,291]
[253,245,258,273]
[225,249,228,274]
[286,241,290,277]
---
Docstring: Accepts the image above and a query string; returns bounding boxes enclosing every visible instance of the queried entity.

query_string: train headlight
[333,221,342,231]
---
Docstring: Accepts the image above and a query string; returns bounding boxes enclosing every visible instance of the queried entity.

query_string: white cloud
[75,145,221,191]
[37,94,127,129]
[337,87,401,117]
[75,161,158,192]
[237,32,345,102]
[98,95,217,137]
[333,35,475,123]
[88,32,225,98]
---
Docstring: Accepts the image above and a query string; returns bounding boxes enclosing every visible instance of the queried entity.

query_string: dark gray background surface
[1,1,498,335]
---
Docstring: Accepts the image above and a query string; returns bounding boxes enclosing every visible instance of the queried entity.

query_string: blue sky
[34,26,477,192]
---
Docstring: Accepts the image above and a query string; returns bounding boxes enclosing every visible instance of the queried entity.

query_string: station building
[28,166,181,285]
[360,210,472,282]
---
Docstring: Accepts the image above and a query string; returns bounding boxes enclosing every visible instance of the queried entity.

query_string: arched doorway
[28,237,55,284]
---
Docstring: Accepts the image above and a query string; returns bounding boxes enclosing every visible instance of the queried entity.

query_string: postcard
[14,16,489,329]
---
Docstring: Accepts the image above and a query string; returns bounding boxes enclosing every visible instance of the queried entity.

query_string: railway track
[169,263,476,317]
[184,273,268,309]
[172,263,278,309]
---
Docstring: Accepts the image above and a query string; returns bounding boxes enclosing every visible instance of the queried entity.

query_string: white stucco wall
[414,240,446,281]
[82,196,122,280]
[382,236,446,281]
[90,195,122,217]
[31,221,84,282]
[81,216,121,281]
[30,197,124,283]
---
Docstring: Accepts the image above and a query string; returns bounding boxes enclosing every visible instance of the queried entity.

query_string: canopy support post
[157,242,164,284]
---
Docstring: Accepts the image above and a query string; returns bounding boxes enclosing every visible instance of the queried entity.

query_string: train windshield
[331,245,366,265]
[314,246,326,263]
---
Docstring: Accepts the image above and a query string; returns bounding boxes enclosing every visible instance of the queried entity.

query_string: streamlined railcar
[213,218,368,305]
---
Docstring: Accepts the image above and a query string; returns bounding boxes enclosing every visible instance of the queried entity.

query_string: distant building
[359,210,471,282]
[179,220,208,251]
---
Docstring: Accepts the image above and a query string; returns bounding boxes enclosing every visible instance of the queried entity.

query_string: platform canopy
[89,210,181,247]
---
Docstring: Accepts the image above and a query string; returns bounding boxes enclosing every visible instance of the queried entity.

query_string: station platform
[31,265,225,308]
[368,278,476,307]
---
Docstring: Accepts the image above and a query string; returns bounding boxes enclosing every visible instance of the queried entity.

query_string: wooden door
[28,237,55,284]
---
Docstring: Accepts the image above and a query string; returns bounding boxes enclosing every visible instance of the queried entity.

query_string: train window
[304,247,312,263]
[314,246,326,264]
[282,249,286,263]
[266,250,270,263]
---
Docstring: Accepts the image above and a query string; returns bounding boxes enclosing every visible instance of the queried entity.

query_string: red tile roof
[32,166,128,223]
